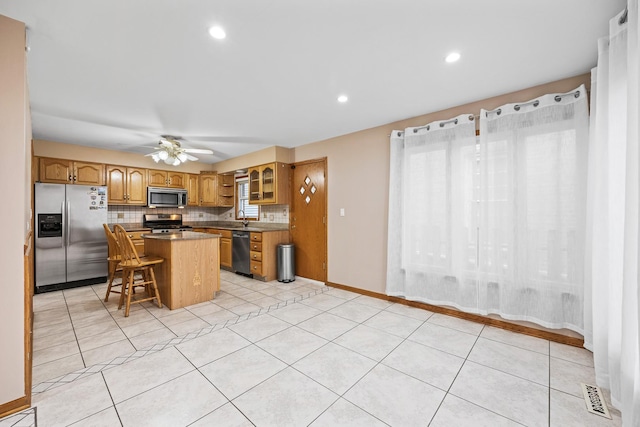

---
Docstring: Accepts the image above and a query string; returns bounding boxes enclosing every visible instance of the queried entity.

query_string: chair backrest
[103,223,120,260]
[114,224,142,266]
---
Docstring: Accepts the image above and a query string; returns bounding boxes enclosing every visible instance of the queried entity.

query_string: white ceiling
[0,1,625,164]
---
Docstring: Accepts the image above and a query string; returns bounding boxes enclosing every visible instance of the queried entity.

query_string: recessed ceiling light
[445,52,461,63]
[337,95,348,103]
[208,26,226,40]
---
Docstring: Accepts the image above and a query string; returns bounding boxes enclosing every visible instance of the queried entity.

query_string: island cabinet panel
[144,234,220,309]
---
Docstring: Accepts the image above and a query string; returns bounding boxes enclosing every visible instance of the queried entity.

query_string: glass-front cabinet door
[249,168,261,202]
[260,165,275,202]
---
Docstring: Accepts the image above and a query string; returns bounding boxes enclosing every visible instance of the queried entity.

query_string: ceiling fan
[145,135,213,166]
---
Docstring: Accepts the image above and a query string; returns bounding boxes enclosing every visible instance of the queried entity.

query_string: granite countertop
[111,222,288,233]
[184,222,289,232]
[142,231,220,241]
[107,223,149,232]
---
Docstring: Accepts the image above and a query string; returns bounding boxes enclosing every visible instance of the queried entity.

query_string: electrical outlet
[228,212,233,218]
[269,214,274,221]
[283,209,287,216]
[117,213,124,219]
[199,213,203,218]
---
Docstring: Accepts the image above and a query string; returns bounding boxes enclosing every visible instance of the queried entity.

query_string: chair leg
[149,267,162,309]
[124,268,136,317]
[104,260,117,302]
[118,269,130,310]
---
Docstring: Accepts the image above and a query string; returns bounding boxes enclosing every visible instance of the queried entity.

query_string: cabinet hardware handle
[69,175,73,181]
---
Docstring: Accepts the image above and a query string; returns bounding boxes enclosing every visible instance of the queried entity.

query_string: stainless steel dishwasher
[232,230,251,275]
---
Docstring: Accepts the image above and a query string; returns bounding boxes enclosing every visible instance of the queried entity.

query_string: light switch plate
[340,208,345,217]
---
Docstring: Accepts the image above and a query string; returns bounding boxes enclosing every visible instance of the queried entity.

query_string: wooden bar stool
[103,224,124,302]
[113,224,164,317]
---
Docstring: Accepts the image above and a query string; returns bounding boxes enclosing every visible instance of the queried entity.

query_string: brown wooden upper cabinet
[39,157,105,185]
[106,165,147,205]
[199,172,218,206]
[148,169,186,188]
[187,173,199,206]
[248,162,289,205]
[218,173,234,207]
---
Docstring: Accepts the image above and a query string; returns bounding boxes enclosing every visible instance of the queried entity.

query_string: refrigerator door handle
[61,201,67,246]
[66,200,71,247]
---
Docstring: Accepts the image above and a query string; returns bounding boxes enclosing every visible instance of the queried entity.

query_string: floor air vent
[581,383,612,419]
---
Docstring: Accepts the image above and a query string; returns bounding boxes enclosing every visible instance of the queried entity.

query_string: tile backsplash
[107,204,289,224]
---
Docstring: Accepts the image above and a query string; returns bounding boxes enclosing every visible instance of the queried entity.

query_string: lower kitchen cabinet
[249,230,289,281]
[122,229,148,256]
[207,229,232,269]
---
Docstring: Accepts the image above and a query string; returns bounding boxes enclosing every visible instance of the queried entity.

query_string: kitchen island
[143,231,220,309]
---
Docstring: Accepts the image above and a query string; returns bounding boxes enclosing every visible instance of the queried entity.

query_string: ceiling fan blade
[184,153,199,161]
[159,139,174,148]
[184,148,213,154]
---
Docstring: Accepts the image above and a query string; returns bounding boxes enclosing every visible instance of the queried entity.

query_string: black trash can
[277,244,295,282]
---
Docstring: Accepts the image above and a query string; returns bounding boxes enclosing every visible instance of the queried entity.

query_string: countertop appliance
[35,183,108,293]
[147,187,187,208]
[232,230,251,276]
[143,213,192,233]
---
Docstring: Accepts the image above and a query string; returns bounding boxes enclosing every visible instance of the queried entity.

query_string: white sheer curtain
[584,3,640,425]
[386,115,478,311]
[477,86,589,332]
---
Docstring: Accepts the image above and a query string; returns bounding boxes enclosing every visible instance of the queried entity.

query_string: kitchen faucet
[238,210,249,227]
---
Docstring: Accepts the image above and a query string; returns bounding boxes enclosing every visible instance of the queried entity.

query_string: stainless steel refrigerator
[35,183,108,293]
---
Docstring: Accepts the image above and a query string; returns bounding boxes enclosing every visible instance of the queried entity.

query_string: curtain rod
[410,114,476,133]
[390,88,582,137]
[484,89,581,117]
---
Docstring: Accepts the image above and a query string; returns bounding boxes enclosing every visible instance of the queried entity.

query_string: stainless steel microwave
[147,187,187,208]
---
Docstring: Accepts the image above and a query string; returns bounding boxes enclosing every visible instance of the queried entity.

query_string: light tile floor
[1,271,622,426]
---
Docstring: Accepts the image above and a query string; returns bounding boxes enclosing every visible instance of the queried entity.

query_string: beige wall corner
[0,13,28,409]
[211,146,293,174]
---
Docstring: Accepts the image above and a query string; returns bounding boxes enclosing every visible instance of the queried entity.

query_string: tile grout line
[30,283,332,395]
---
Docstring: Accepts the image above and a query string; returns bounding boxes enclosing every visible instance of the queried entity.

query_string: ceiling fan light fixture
[177,152,188,162]
[151,153,160,163]
[172,158,181,166]
[158,150,169,160]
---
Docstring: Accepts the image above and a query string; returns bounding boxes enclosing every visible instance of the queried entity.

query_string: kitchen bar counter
[109,222,288,232]
[142,231,218,240]
[143,232,220,309]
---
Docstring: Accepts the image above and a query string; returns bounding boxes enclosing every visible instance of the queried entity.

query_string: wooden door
[148,169,168,187]
[106,165,127,204]
[74,161,105,185]
[127,168,147,205]
[167,172,186,188]
[187,173,199,206]
[290,159,327,282]
[39,157,72,183]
